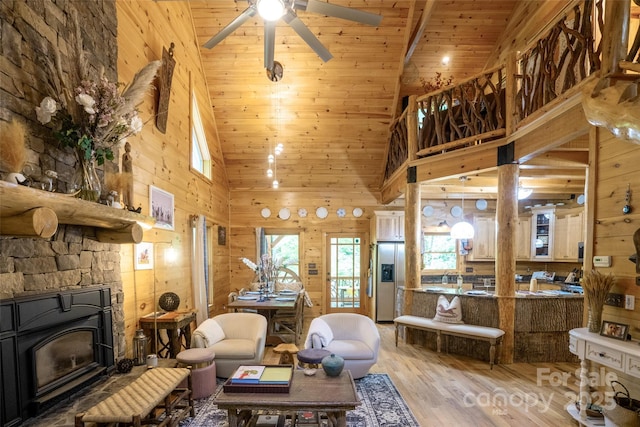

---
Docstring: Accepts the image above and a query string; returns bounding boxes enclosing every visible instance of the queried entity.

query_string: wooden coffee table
[214,370,360,427]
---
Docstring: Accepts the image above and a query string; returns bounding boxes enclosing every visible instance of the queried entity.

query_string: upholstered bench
[75,367,194,427]
[394,315,505,368]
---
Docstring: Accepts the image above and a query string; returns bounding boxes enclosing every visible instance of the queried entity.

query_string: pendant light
[450,176,475,239]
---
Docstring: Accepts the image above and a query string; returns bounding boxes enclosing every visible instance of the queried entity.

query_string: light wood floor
[265,323,582,427]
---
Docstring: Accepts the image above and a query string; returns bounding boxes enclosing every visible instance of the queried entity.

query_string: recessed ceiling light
[441,56,450,66]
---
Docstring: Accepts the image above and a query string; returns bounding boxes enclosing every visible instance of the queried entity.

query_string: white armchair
[304,313,380,379]
[191,313,267,378]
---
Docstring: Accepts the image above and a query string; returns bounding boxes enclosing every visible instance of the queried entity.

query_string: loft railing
[514,0,603,123]
[383,0,611,181]
[416,65,506,157]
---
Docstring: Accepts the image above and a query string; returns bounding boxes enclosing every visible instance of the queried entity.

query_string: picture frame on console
[599,320,629,341]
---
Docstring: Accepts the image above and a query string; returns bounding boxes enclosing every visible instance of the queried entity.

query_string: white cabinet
[469,216,495,260]
[553,211,584,261]
[530,207,555,260]
[374,211,404,241]
[515,216,531,260]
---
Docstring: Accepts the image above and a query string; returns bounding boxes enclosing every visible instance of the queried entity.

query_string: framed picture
[218,226,226,246]
[150,185,174,230]
[599,320,629,341]
[134,242,153,270]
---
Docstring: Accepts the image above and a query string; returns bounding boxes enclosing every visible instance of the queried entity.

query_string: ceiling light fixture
[256,0,286,21]
[441,56,450,66]
[450,176,475,239]
[518,187,533,200]
[267,78,284,189]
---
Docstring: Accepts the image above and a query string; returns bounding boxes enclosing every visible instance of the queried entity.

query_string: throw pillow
[200,318,226,346]
[433,295,464,324]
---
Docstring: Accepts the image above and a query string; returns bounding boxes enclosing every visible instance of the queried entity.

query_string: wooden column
[601,0,629,76]
[495,147,518,364]
[404,95,421,317]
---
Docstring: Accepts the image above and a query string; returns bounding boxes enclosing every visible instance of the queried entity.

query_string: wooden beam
[0,207,58,238]
[0,181,155,231]
[96,224,144,244]
[405,0,437,64]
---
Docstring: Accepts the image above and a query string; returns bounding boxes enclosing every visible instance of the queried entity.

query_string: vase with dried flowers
[582,270,616,333]
[240,254,286,299]
[34,9,160,201]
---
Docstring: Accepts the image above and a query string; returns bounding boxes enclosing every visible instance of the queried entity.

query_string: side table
[140,310,196,358]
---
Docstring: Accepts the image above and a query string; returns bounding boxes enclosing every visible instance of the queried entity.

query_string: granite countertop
[403,286,583,298]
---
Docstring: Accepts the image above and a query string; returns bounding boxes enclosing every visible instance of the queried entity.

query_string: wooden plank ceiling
[190,0,586,200]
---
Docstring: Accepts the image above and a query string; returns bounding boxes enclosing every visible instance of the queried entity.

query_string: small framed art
[599,320,629,341]
[134,242,153,270]
[150,185,174,230]
[218,226,226,246]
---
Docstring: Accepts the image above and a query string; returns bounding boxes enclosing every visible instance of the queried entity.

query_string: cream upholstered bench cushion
[79,367,190,424]
[393,315,505,368]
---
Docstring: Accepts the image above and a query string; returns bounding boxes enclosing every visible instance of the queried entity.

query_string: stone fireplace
[0,225,124,426]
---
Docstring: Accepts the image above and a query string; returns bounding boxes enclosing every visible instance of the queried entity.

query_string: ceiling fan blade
[305,0,382,27]
[264,21,276,70]
[283,11,333,62]
[203,6,257,49]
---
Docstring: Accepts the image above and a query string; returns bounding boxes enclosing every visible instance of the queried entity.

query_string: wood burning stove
[0,287,114,427]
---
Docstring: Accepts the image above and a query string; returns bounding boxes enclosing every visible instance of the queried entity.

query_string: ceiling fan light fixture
[257,0,286,21]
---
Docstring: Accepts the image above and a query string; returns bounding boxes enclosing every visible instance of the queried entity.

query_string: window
[422,233,457,270]
[191,94,212,179]
[263,231,300,278]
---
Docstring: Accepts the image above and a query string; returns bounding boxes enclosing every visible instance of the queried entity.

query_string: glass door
[326,234,365,314]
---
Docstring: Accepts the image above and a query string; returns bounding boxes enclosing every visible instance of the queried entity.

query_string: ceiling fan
[203,0,382,71]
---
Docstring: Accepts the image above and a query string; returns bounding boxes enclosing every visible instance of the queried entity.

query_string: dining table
[227,292,297,345]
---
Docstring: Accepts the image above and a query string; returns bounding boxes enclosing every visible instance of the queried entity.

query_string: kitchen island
[397,287,584,363]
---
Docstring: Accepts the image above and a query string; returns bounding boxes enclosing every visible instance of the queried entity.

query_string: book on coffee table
[230,366,265,383]
[224,365,294,393]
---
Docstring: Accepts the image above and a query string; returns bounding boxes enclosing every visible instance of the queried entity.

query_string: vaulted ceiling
[189,0,586,200]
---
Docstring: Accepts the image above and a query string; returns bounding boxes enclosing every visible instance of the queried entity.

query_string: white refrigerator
[376,242,405,322]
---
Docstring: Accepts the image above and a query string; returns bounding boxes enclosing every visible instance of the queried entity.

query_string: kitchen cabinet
[553,211,584,261]
[530,207,555,260]
[515,216,531,260]
[469,215,495,260]
[374,211,404,242]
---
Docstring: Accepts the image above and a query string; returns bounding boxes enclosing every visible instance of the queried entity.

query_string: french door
[325,233,365,314]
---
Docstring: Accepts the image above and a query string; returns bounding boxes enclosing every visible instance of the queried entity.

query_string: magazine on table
[230,365,292,384]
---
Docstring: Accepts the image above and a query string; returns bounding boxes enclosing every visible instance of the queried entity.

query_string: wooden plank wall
[591,127,640,399]
[593,129,640,330]
[116,1,230,355]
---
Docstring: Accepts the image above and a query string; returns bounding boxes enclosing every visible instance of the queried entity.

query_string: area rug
[181,373,419,427]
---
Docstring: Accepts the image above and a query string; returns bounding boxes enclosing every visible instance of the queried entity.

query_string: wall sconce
[518,187,533,200]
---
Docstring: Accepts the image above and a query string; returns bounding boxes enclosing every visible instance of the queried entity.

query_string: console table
[140,311,196,358]
[568,327,640,426]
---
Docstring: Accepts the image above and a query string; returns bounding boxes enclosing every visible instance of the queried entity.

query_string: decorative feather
[240,257,258,271]
[0,119,27,173]
[119,60,162,113]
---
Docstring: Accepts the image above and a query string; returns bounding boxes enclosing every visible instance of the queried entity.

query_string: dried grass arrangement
[0,119,27,174]
[582,270,616,332]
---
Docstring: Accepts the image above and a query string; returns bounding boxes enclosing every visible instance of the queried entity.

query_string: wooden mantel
[0,181,154,243]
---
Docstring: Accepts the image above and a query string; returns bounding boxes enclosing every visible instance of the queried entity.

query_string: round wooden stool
[273,343,299,365]
[296,348,331,369]
[176,347,216,399]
